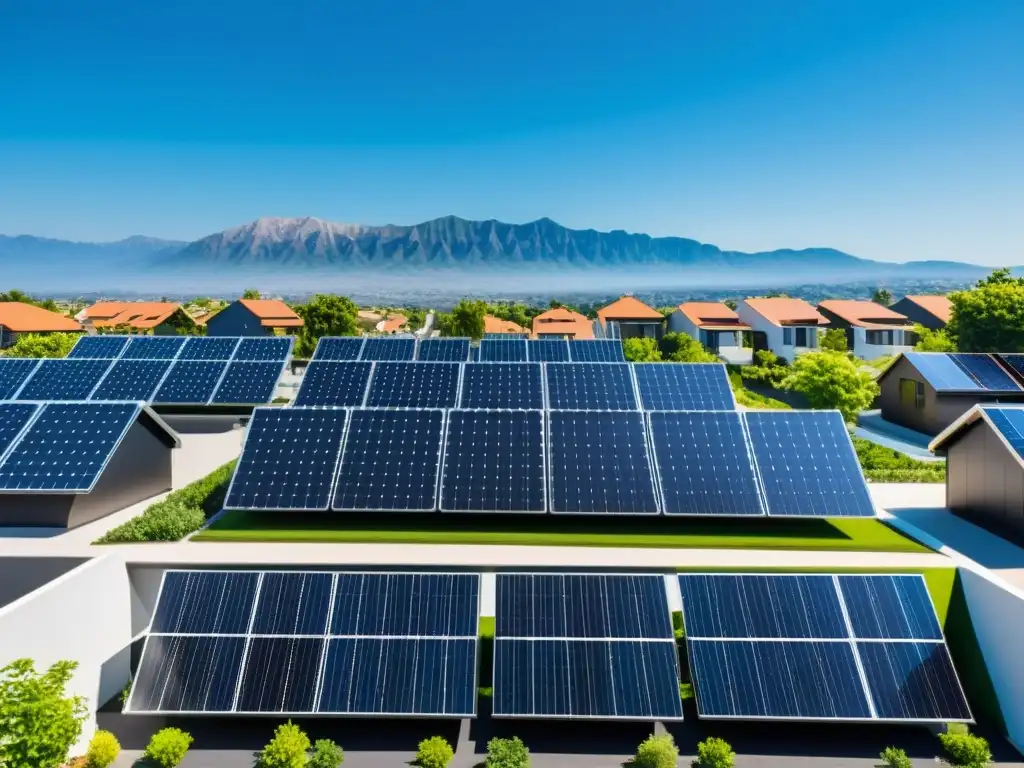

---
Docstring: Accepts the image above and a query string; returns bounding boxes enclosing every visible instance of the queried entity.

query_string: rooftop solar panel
[904,352,981,391]
[178,336,241,361]
[330,573,480,637]
[547,411,658,514]
[209,361,284,404]
[479,338,528,362]
[837,575,942,641]
[417,338,471,362]
[986,407,1024,460]
[0,358,41,400]
[233,336,293,362]
[527,339,570,362]
[127,634,246,714]
[312,337,366,362]
[857,642,972,722]
[151,360,228,405]
[150,571,261,634]
[331,408,444,511]
[89,359,173,401]
[569,339,624,362]
[459,363,543,409]
[545,362,638,411]
[0,402,139,492]
[365,362,460,408]
[634,363,734,411]
[999,354,1024,379]
[949,353,1021,391]
[293,361,372,407]
[67,335,130,359]
[119,336,187,360]
[744,411,875,518]
[359,337,416,361]
[0,403,39,458]
[648,411,765,516]
[250,572,334,635]
[15,358,114,401]
[225,407,348,511]
[236,636,323,712]
[440,410,546,513]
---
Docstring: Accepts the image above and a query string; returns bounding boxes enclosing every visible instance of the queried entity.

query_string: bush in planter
[259,721,311,768]
[633,733,678,768]
[416,736,454,768]
[938,731,992,768]
[309,738,344,768]
[696,737,736,768]
[485,736,530,768]
[85,730,120,768]
[881,746,913,768]
[143,728,193,768]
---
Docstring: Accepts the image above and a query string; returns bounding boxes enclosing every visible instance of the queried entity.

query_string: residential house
[483,315,528,336]
[890,295,952,331]
[378,313,408,334]
[735,297,827,362]
[0,302,81,348]
[205,299,304,337]
[669,302,749,360]
[532,308,594,340]
[596,296,664,339]
[876,352,1024,436]
[816,300,916,360]
[78,301,196,335]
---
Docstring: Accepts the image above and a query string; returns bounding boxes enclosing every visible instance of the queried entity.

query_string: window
[783,328,793,346]
[899,378,925,410]
[795,327,807,347]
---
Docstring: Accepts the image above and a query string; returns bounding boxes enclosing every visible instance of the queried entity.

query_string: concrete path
[855,410,941,461]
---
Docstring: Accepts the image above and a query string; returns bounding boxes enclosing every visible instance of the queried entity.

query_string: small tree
[781,350,880,422]
[948,272,1024,352]
[938,731,991,768]
[416,736,454,768]
[485,736,530,768]
[260,721,311,768]
[914,324,957,352]
[880,746,912,768]
[443,299,487,340]
[243,288,261,299]
[623,337,662,362]
[2,332,79,358]
[308,739,344,768]
[86,730,121,768]
[658,331,718,362]
[696,737,736,768]
[293,293,360,357]
[820,328,848,352]
[143,728,193,768]
[633,733,678,768]
[0,659,87,768]
[873,288,893,306]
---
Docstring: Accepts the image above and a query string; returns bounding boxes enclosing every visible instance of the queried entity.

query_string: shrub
[260,721,311,768]
[144,728,193,768]
[633,733,678,768]
[309,739,345,768]
[881,746,913,768]
[696,737,735,768]
[938,731,991,768]
[485,736,530,768]
[416,736,454,768]
[86,730,120,768]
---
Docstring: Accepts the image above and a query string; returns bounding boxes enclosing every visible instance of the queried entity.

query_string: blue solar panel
[459,363,543,409]
[209,361,284,404]
[68,335,130,359]
[569,339,624,362]
[744,411,875,517]
[293,361,372,407]
[0,358,41,400]
[178,336,240,361]
[225,407,348,510]
[648,411,764,516]
[857,642,972,722]
[527,339,570,362]
[90,359,173,401]
[417,338,470,362]
[999,354,1024,379]
[234,336,293,361]
[151,361,228,404]
[119,336,187,360]
[440,410,546,513]
[949,353,1021,391]
[904,352,981,391]
[548,411,658,514]
[0,402,140,492]
[479,338,528,362]
[359,337,416,361]
[330,573,480,637]
[16,358,114,401]
[236,637,323,712]
[150,571,260,634]
[127,635,246,713]
[986,407,1024,460]
[250,572,334,634]
[312,337,366,362]
[365,362,460,408]
[545,363,638,410]
[634,363,734,411]
[332,409,444,511]
[0,403,39,458]
[838,575,942,640]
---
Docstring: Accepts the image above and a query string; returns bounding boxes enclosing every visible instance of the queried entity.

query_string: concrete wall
[0,556,89,609]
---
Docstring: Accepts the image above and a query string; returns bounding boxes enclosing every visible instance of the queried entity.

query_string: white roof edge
[929,404,1024,473]
[139,405,182,448]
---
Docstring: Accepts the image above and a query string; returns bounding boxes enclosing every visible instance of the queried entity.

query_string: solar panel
[365,362,460,408]
[647,411,764,516]
[209,361,284,404]
[312,337,366,362]
[233,336,293,362]
[90,359,173,401]
[119,336,187,360]
[634,363,734,411]
[127,634,247,713]
[151,361,228,405]
[479,338,528,362]
[250,572,334,634]
[837,575,943,640]
[569,339,624,362]
[330,573,480,637]
[545,362,638,410]
[986,407,1024,460]
[332,409,444,511]
[359,337,416,361]
[857,642,972,721]
[178,336,240,361]
[225,407,348,510]
[744,411,875,517]
[999,354,1024,379]
[16,358,114,401]
[949,353,1021,391]
[150,571,261,634]
[236,636,323,712]
[0,402,140,492]
[293,361,373,407]
[440,410,546,513]
[417,338,471,362]
[0,403,39,458]
[459,363,543,409]
[548,411,658,514]
[527,339,570,362]
[0,358,41,400]
[67,335,130,359]
[904,352,981,391]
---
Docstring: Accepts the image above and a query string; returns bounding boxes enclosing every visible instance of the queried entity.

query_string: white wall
[851,327,914,361]
[736,302,805,361]
[668,309,696,337]
[0,554,133,752]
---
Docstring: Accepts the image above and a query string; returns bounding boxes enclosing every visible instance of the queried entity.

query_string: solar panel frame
[232,336,294,362]
[633,362,736,411]
[312,336,367,362]
[0,402,41,464]
[67,334,131,359]
[904,352,982,392]
[526,338,571,362]
[999,354,1024,379]
[118,335,188,360]
[208,359,289,405]
[949,353,1022,392]
[178,336,242,361]
[568,339,625,362]
[479,338,528,362]
[358,337,417,361]
[293,361,374,407]
[458,362,544,409]
[88,358,174,402]
[0,358,42,400]
[12,358,115,401]
[417,338,471,362]
[364,361,462,409]
[986,407,1024,461]
[544,362,640,411]
[151,360,230,405]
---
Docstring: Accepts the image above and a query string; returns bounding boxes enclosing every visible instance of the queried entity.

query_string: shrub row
[852,437,946,483]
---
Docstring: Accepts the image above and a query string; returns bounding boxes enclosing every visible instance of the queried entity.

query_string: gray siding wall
[879,356,939,434]
[204,302,267,337]
[947,420,1024,539]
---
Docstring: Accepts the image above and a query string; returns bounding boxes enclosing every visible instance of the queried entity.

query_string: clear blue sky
[0,0,1021,264]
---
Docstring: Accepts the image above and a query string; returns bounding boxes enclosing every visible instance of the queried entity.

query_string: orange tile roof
[532,308,594,339]
[484,315,527,335]
[904,295,952,324]
[238,299,304,328]
[597,296,664,322]
[0,302,81,333]
[86,301,186,329]
[744,297,828,326]
[677,302,750,330]
[818,300,912,328]
[381,313,407,333]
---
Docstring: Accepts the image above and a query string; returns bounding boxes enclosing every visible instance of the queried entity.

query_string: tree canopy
[242,288,261,300]
[819,328,848,352]
[437,299,487,340]
[658,332,718,363]
[871,288,892,306]
[781,350,879,422]
[948,271,1024,352]
[293,294,360,357]
[623,337,662,362]
[2,333,79,358]
[0,659,86,768]
[0,290,60,312]
[913,324,956,352]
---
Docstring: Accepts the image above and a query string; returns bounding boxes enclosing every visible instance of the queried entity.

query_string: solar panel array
[905,352,1023,393]
[679,573,972,723]
[127,570,480,716]
[984,407,1024,460]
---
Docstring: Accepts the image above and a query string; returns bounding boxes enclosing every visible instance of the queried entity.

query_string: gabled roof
[881,351,1024,394]
[0,302,81,333]
[817,300,912,328]
[237,299,304,328]
[596,296,663,322]
[901,295,952,324]
[743,297,828,326]
[677,302,750,330]
[484,315,527,335]
[532,308,593,339]
[930,404,1024,465]
[89,302,188,329]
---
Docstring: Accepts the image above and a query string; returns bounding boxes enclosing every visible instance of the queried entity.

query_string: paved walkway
[855,410,941,461]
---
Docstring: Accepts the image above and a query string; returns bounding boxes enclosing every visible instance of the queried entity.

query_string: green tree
[914,324,957,352]
[485,736,530,768]
[633,733,679,768]
[293,294,360,357]
[2,332,80,358]
[724,299,738,310]
[415,736,454,768]
[975,267,1022,287]
[143,728,193,768]
[938,731,991,768]
[781,351,880,421]
[948,277,1024,352]
[0,289,60,312]
[658,331,718,362]
[872,287,893,306]
[308,739,344,768]
[696,737,736,768]
[260,721,311,768]
[86,730,121,768]
[623,337,662,362]
[439,299,487,340]
[0,659,87,768]
[242,288,261,299]
[820,328,849,352]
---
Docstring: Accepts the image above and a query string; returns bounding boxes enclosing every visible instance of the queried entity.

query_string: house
[0,302,81,348]
[876,351,1024,436]
[669,302,749,358]
[735,297,827,362]
[205,299,304,337]
[79,301,196,335]
[483,315,528,336]
[930,404,1024,543]
[378,313,408,334]
[532,308,594,339]
[596,296,664,339]
[890,295,952,330]
[816,300,917,360]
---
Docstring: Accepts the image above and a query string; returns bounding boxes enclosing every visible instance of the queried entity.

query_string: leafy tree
[914,324,957,352]
[293,294,360,357]
[974,267,1022,287]
[308,739,345,768]
[86,730,121,768]
[0,659,86,768]
[633,733,679,768]
[260,721,310,768]
[415,736,454,768]
[2,332,79,358]
[781,350,879,421]
[486,301,535,330]
[880,746,912,768]
[872,288,893,306]
[724,299,738,310]
[948,277,1024,352]
[485,736,530,768]
[623,337,662,362]
[242,288,261,299]
[820,328,848,352]
[658,331,718,362]
[0,289,60,312]
[938,731,991,768]
[439,299,487,340]
[696,737,736,768]
[655,306,676,318]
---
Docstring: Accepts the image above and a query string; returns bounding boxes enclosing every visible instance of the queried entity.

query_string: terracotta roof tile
[0,302,81,333]
[531,307,593,339]
[381,313,407,333]
[904,295,952,324]
[238,299,304,327]
[818,300,912,327]
[677,302,750,330]
[484,315,527,335]
[86,301,185,329]
[597,296,664,322]
[744,297,828,326]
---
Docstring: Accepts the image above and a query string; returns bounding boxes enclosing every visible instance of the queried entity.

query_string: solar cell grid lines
[459,363,543,409]
[67,334,130,359]
[90,359,173,401]
[366,362,460,408]
[152,361,228,405]
[904,352,981,391]
[119,335,187,360]
[417,338,471,362]
[999,354,1024,379]
[837,574,943,640]
[987,408,1024,459]
[16,358,114,401]
[359,337,416,361]
[634,363,735,411]
[479,338,528,362]
[237,636,323,712]
[178,336,241,361]
[0,403,39,458]
[0,358,41,400]
[949,353,1022,391]
[210,361,285,404]
[545,362,638,411]
[233,336,293,362]
[312,337,366,362]
[330,573,480,637]
[857,642,972,721]
[150,571,260,634]
[127,634,245,713]
[569,339,625,362]
[293,361,372,407]
[527,339,570,362]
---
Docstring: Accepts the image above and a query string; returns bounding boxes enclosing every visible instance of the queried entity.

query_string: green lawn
[196,510,931,553]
